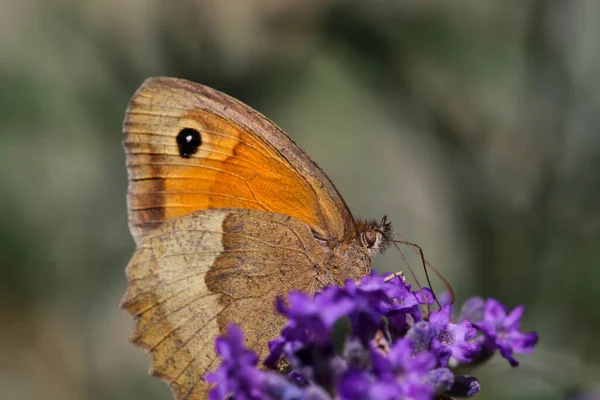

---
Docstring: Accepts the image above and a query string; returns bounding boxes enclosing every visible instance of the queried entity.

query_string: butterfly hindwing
[121,208,325,399]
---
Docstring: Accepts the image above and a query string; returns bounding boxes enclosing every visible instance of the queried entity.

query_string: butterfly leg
[383,271,406,283]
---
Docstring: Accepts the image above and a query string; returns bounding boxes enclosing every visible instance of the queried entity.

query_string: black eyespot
[176,128,202,158]
[363,229,378,248]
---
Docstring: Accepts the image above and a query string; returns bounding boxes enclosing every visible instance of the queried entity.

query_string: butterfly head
[356,216,393,256]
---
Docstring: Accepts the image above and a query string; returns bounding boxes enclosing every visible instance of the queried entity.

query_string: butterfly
[120,77,393,399]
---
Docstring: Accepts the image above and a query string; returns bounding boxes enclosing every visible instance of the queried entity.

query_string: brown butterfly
[120,77,393,399]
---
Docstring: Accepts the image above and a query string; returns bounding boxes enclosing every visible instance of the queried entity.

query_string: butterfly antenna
[389,240,432,319]
[391,230,455,307]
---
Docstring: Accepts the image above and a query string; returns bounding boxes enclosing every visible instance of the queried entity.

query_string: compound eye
[363,229,378,248]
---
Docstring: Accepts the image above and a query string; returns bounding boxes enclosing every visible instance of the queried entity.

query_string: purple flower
[369,338,438,400]
[352,274,429,335]
[207,326,333,400]
[344,278,392,341]
[208,273,537,399]
[406,320,436,354]
[376,338,437,377]
[459,296,485,323]
[277,289,354,345]
[339,369,431,400]
[205,325,265,400]
[429,304,480,366]
[446,375,481,397]
[338,370,384,400]
[474,299,539,366]
[426,367,454,393]
[343,338,371,370]
[265,287,352,371]
[263,374,331,400]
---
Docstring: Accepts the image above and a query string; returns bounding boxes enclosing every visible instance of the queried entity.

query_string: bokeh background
[1,1,599,399]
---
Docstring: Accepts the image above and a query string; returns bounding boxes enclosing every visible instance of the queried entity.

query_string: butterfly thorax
[315,242,371,291]
[315,216,392,291]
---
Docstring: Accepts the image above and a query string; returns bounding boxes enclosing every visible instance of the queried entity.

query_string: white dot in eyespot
[186,134,193,143]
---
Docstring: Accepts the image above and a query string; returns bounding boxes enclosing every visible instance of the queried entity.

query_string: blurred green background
[1,1,599,399]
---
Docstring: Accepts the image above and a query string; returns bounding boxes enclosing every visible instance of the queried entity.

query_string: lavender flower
[207,272,538,399]
[428,304,479,366]
[474,298,539,366]
[207,326,332,400]
[205,325,265,400]
[369,338,439,400]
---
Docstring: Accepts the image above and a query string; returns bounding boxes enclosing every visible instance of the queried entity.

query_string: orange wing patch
[124,95,326,244]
